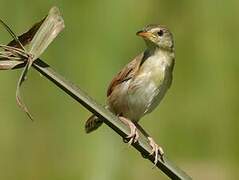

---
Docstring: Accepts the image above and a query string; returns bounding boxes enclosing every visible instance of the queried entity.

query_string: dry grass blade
[16,61,33,120]
[0,19,33,119]
[0,44,29,59]
[8,17,46,48]
[0,19,25,51]
[0,45,27,69]
[0,60,25,70]
[0,7,65,120]
[29,6,65,61]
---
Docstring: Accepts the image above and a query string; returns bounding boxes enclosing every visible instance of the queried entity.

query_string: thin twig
[30,58,192,180]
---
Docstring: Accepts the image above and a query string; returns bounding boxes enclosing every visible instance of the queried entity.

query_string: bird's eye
[157,30,164,37]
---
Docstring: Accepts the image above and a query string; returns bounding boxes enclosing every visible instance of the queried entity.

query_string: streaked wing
[107,53,143,97]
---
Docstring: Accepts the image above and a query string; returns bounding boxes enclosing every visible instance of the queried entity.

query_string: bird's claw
[119,116,139,145]
[148,137,164,166]
[127,124,139,145]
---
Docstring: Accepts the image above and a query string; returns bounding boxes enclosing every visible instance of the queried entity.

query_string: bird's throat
[142,46,174,67]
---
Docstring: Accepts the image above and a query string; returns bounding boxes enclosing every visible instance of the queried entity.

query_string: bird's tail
[85,115,103,133]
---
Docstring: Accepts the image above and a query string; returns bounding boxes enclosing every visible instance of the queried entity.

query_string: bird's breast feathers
[128,51,174,113]
[107,50,174,121]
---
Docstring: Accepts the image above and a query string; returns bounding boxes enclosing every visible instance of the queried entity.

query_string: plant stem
[30,58,192,180]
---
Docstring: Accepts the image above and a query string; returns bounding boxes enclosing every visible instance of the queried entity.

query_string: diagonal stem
[31,58,192,180]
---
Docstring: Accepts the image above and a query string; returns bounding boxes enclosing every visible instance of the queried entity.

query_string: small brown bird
[85,24,175,164]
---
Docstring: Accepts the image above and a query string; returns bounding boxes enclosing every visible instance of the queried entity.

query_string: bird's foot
[119,116,139,145]
[148,137,164,165]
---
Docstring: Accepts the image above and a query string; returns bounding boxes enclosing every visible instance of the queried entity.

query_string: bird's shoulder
[107,53,144,97]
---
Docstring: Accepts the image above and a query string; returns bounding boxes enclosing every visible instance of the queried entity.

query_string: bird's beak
[136,30,153,38]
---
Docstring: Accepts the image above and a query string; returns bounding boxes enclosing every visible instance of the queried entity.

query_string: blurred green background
[0,0,238,179]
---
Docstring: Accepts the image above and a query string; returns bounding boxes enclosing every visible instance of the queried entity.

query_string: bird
[85,24,175,164]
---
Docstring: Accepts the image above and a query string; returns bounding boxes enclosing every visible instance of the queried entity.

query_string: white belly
[126,64,172,121]
[108,50,174,122]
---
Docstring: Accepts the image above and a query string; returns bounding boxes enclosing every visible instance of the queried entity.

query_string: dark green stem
[31,58,192,180]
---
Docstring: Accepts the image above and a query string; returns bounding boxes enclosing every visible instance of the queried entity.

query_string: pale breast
[126,51,174,120]
[107,50,174,122]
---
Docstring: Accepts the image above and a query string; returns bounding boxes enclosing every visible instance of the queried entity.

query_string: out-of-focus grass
[0,0,238,180]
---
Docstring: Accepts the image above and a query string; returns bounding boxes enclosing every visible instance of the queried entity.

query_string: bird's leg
[134,122,164,165]
[148,137,164,164]
[119,116,139,145]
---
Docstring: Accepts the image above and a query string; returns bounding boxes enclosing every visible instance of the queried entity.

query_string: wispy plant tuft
[0,7,64,120]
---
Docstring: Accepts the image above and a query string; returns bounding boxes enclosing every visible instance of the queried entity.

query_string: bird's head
[136,24,174,51]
